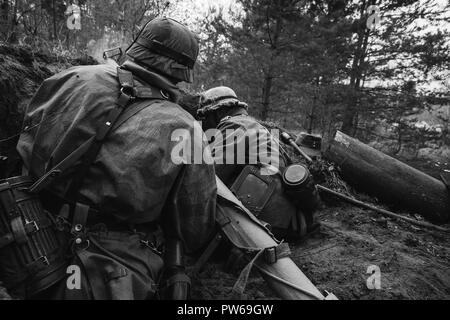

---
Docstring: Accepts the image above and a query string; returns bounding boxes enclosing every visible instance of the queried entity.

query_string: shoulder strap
[112,98,162,131]
[29,67,164,194]
[62,67,158,200]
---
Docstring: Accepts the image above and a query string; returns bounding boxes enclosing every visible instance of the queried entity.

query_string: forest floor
[192,200,450,300]
[190,100,450,301]
[0,45,449,300]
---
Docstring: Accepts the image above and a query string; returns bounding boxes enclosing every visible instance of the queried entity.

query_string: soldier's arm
[162,123,217,254]
[169,162,217,253]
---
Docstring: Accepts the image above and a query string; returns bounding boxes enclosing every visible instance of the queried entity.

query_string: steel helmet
[198,86,248,117]
[126,17,199,83]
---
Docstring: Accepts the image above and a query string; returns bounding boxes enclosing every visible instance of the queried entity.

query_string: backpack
[0,65,166,298]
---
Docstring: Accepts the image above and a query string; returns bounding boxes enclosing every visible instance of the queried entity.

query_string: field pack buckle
[38,255,50,266]
[264,242,291,264]
[24,220,39,234]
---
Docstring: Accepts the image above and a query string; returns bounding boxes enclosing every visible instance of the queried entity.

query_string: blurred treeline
[0,0,175,58]
[0,0,449,148]
[193,0,450,147]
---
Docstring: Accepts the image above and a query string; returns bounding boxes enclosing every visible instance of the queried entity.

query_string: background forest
[0,0,449,168]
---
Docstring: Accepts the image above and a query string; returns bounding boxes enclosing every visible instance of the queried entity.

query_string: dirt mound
[298,204,450,299]
[0,44,96,178]
[0,45,97,299]
[192,202,450,300]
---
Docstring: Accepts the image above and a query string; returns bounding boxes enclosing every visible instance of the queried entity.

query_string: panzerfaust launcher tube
[216,177,337,300]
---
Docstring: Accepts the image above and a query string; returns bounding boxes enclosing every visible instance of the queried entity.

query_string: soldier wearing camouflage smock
[198,86,319,240]
[14,17,217,299]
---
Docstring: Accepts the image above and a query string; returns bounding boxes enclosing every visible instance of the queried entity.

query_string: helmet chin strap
[121,60,181,103]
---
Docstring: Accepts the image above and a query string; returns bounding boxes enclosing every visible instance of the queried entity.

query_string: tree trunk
[52,0,57,40]
[260,8,283,121]
[341,0,373,135]
[6,0,18,43]
[261,71,273,120]
[324,131,450,223]
[0,0,8,41]
[1,0,8,24]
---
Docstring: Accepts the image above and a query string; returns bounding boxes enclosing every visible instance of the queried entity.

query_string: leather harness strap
[64,68,136,200]
[27,67,168,242]
[70,203,90,236]
[29,137,95,193]
[64,67,166,236]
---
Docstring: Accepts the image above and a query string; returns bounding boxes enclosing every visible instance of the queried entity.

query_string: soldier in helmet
[198,86,320,241]
[14,17,216,299]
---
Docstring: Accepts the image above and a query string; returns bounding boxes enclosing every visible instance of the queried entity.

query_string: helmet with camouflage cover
[198,86,248,118]
[125,17,199,83]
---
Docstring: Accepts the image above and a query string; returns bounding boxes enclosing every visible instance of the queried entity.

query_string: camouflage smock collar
[120,60,181,103]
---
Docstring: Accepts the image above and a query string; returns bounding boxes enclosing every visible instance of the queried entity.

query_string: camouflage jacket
[209,112,304,238]
[16,62,217,254]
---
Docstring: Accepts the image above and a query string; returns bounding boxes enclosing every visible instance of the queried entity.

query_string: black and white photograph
[0,0,449,310]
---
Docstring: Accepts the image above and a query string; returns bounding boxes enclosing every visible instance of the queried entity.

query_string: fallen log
[324,131,450,223]
[317,185,450,233]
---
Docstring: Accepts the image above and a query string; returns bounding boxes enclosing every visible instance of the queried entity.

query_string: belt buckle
[25,220,39,233]
[36,255,50,266]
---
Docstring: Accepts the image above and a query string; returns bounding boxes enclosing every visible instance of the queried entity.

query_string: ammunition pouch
[0,176,69,298]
